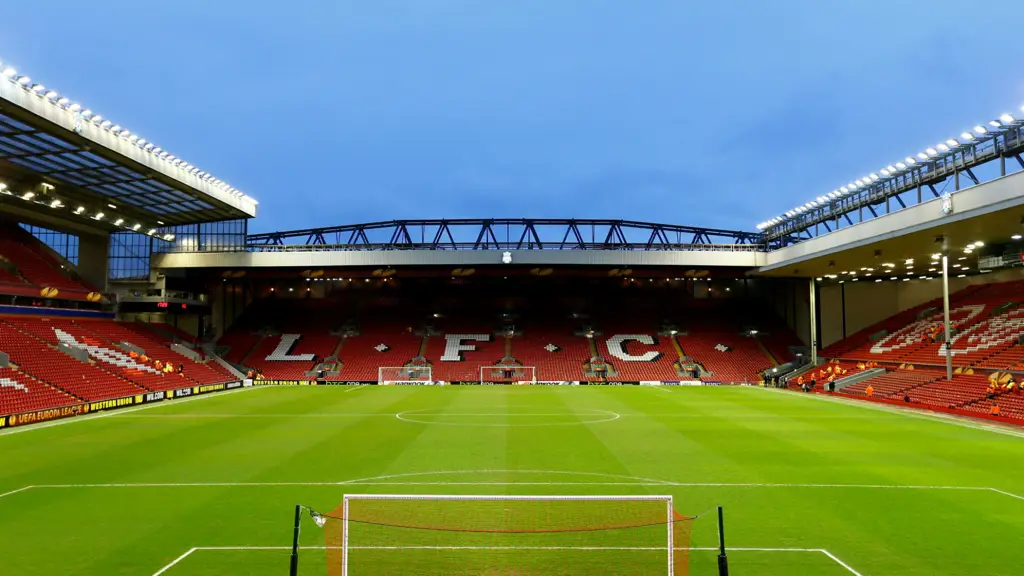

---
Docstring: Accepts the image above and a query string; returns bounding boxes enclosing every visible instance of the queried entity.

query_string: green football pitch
[2,385,1023,576]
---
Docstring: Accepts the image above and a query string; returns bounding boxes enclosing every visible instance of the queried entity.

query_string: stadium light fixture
[1012,234,1022,240]
[30,84,44,93]
[132,223,141,231]
[896,162,907,170]
[1,67,15,78]
[946,139,960,147]
[931,253,941,259]
[937,143,950,152]
[958,274,966,278]
[926,148,939,156]
[93,212,104,220]
[21,191,34,200]
[881,169,891,177]
[44,91,58,101]
[905,157,917,165]
[959,132,974,141]
[147,228,157,235]
[973,125,987,134]
[49,199,61,208]
[1000,113,1015,124]
[163,234,175,241]
[114,218,124,226]
[890,277,897,280]
[17,76,31,86]
[74,206,85,214]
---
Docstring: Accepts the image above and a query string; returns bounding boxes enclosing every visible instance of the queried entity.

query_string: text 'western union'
[89,397,136,411]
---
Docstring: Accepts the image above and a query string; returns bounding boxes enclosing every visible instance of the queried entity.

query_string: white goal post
[377,366,433,385]
[480,365,537,384]
[328,493,687,576]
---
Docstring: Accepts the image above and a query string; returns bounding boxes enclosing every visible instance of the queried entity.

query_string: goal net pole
[717,506,729,576]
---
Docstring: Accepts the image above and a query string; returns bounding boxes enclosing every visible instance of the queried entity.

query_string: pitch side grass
[1,385,1022,576]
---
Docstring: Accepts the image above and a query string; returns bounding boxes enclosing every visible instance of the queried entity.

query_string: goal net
[378,366,433,385]
[480,365,537,384]
[321,494,692,576]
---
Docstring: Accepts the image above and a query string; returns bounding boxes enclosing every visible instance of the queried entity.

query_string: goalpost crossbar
[327,494,686,576]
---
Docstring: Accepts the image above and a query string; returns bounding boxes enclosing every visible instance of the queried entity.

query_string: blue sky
[2,1,1024,234]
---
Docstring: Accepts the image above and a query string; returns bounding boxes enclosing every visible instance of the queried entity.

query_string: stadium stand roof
[245,219,764,250]
[757,107,1024,247]
[0,57,257,233]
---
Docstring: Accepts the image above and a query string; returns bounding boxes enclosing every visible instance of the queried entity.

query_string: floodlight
[990,120,1002,128]
[881,169,891,176]
[94,212,104,220]
[163,234,175,241]
[973,125,987,134]
[1,67,15,78]
[44,91,57,100]
[75,206,86,214]
[100,120,112,129]
[31,84,44,93]
[945,139,959,147]
[21,192,34,200]
[132,224,141,231]
[147,228,157,235]
[49,199,61,208]
[926,148,938,156]
[896,162,907,170]
[1000,113,1015,124]
[68,103,80,112]
[937,143,950,152]
[114,218,124,226]
[870,173,880,181]
[56,97,69,106]
[1011,234,1022,240]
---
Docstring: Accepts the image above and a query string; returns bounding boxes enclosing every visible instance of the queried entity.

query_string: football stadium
[3,32,1024,576]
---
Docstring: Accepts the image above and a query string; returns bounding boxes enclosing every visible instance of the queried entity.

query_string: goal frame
[339,493,675,576]
[479,365,538,384]
[377,366,433,385]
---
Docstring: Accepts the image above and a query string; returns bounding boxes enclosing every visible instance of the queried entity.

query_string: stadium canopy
[0,58,257,236]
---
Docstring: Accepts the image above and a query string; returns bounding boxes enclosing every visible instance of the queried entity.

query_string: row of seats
[0,367,77,415]
[223,325,775,384]
[0,317,240,414]
[0,225,92,292]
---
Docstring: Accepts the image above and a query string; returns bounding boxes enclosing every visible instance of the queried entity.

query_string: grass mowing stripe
[749,385,1024,438]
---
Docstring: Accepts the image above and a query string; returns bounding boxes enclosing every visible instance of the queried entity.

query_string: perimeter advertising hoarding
[1,381,243,428]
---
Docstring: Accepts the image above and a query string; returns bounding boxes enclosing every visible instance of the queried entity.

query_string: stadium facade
[1,57,1023,429]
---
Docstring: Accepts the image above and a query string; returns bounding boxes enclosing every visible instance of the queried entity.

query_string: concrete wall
[78,233,109,291]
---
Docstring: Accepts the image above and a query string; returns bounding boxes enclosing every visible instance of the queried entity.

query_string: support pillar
[809,278,818,366]
[942,255,953,380]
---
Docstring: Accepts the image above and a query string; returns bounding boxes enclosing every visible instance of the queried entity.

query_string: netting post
[717,506,729,576]
[290,504,301,576]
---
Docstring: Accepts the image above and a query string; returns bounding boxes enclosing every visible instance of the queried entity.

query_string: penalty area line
[151,546,863,576]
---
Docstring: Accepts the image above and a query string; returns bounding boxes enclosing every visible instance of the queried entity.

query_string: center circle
[395,408,620,427]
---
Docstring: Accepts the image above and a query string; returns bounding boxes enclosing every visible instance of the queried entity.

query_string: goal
[378,366,433,385]
[480,365,537,384]
[321,494,692,576]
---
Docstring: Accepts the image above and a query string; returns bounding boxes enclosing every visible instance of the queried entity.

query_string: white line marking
[989,487,1024,501]
[0,485,34,499]
[154,545,864,575]
[752,386,1024,438]
[396,408,621,426]
[0,386,262,438]
[151,547,197,576]
[343,385,366,393]
[819,549,865,576]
